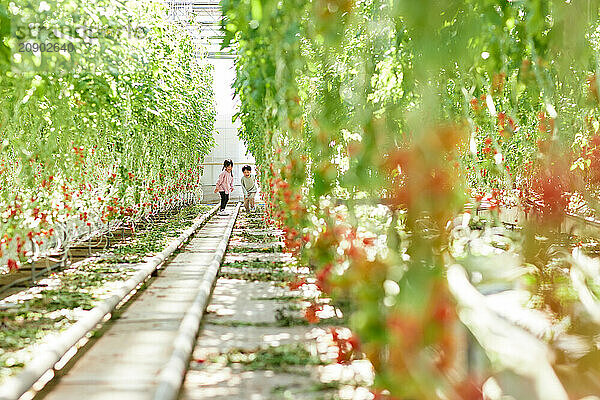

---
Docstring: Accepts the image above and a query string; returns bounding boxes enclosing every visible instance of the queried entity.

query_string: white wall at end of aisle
[202,58,257,202]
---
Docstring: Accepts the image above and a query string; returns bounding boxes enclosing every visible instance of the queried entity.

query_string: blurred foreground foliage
[222,0,600,398]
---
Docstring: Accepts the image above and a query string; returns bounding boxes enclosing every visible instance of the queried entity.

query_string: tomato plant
[0,1,215,270]
[223,0,600,398]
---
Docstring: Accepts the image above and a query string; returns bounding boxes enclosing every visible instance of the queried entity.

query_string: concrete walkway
[179,211,373,400]
[38,204,240,400]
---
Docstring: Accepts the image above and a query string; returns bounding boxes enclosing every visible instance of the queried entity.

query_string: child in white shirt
[240,165,258,212]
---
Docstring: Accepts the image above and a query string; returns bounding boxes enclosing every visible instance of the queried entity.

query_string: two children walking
[214,160,257,214]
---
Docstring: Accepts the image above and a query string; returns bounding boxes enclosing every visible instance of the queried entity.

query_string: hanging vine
[223,0,600,398]
[0,1,216,270]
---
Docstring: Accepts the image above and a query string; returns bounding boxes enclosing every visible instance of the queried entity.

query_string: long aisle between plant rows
[35,203,239,400]
[179,208,373,400]
[35,204,372,400]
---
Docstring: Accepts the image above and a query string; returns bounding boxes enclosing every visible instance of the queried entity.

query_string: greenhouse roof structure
[166,0,233,58]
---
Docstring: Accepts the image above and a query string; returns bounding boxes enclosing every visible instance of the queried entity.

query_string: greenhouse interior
[1,0,600,399]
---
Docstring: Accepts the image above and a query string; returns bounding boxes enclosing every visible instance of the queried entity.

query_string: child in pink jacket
[214,159,234,215]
